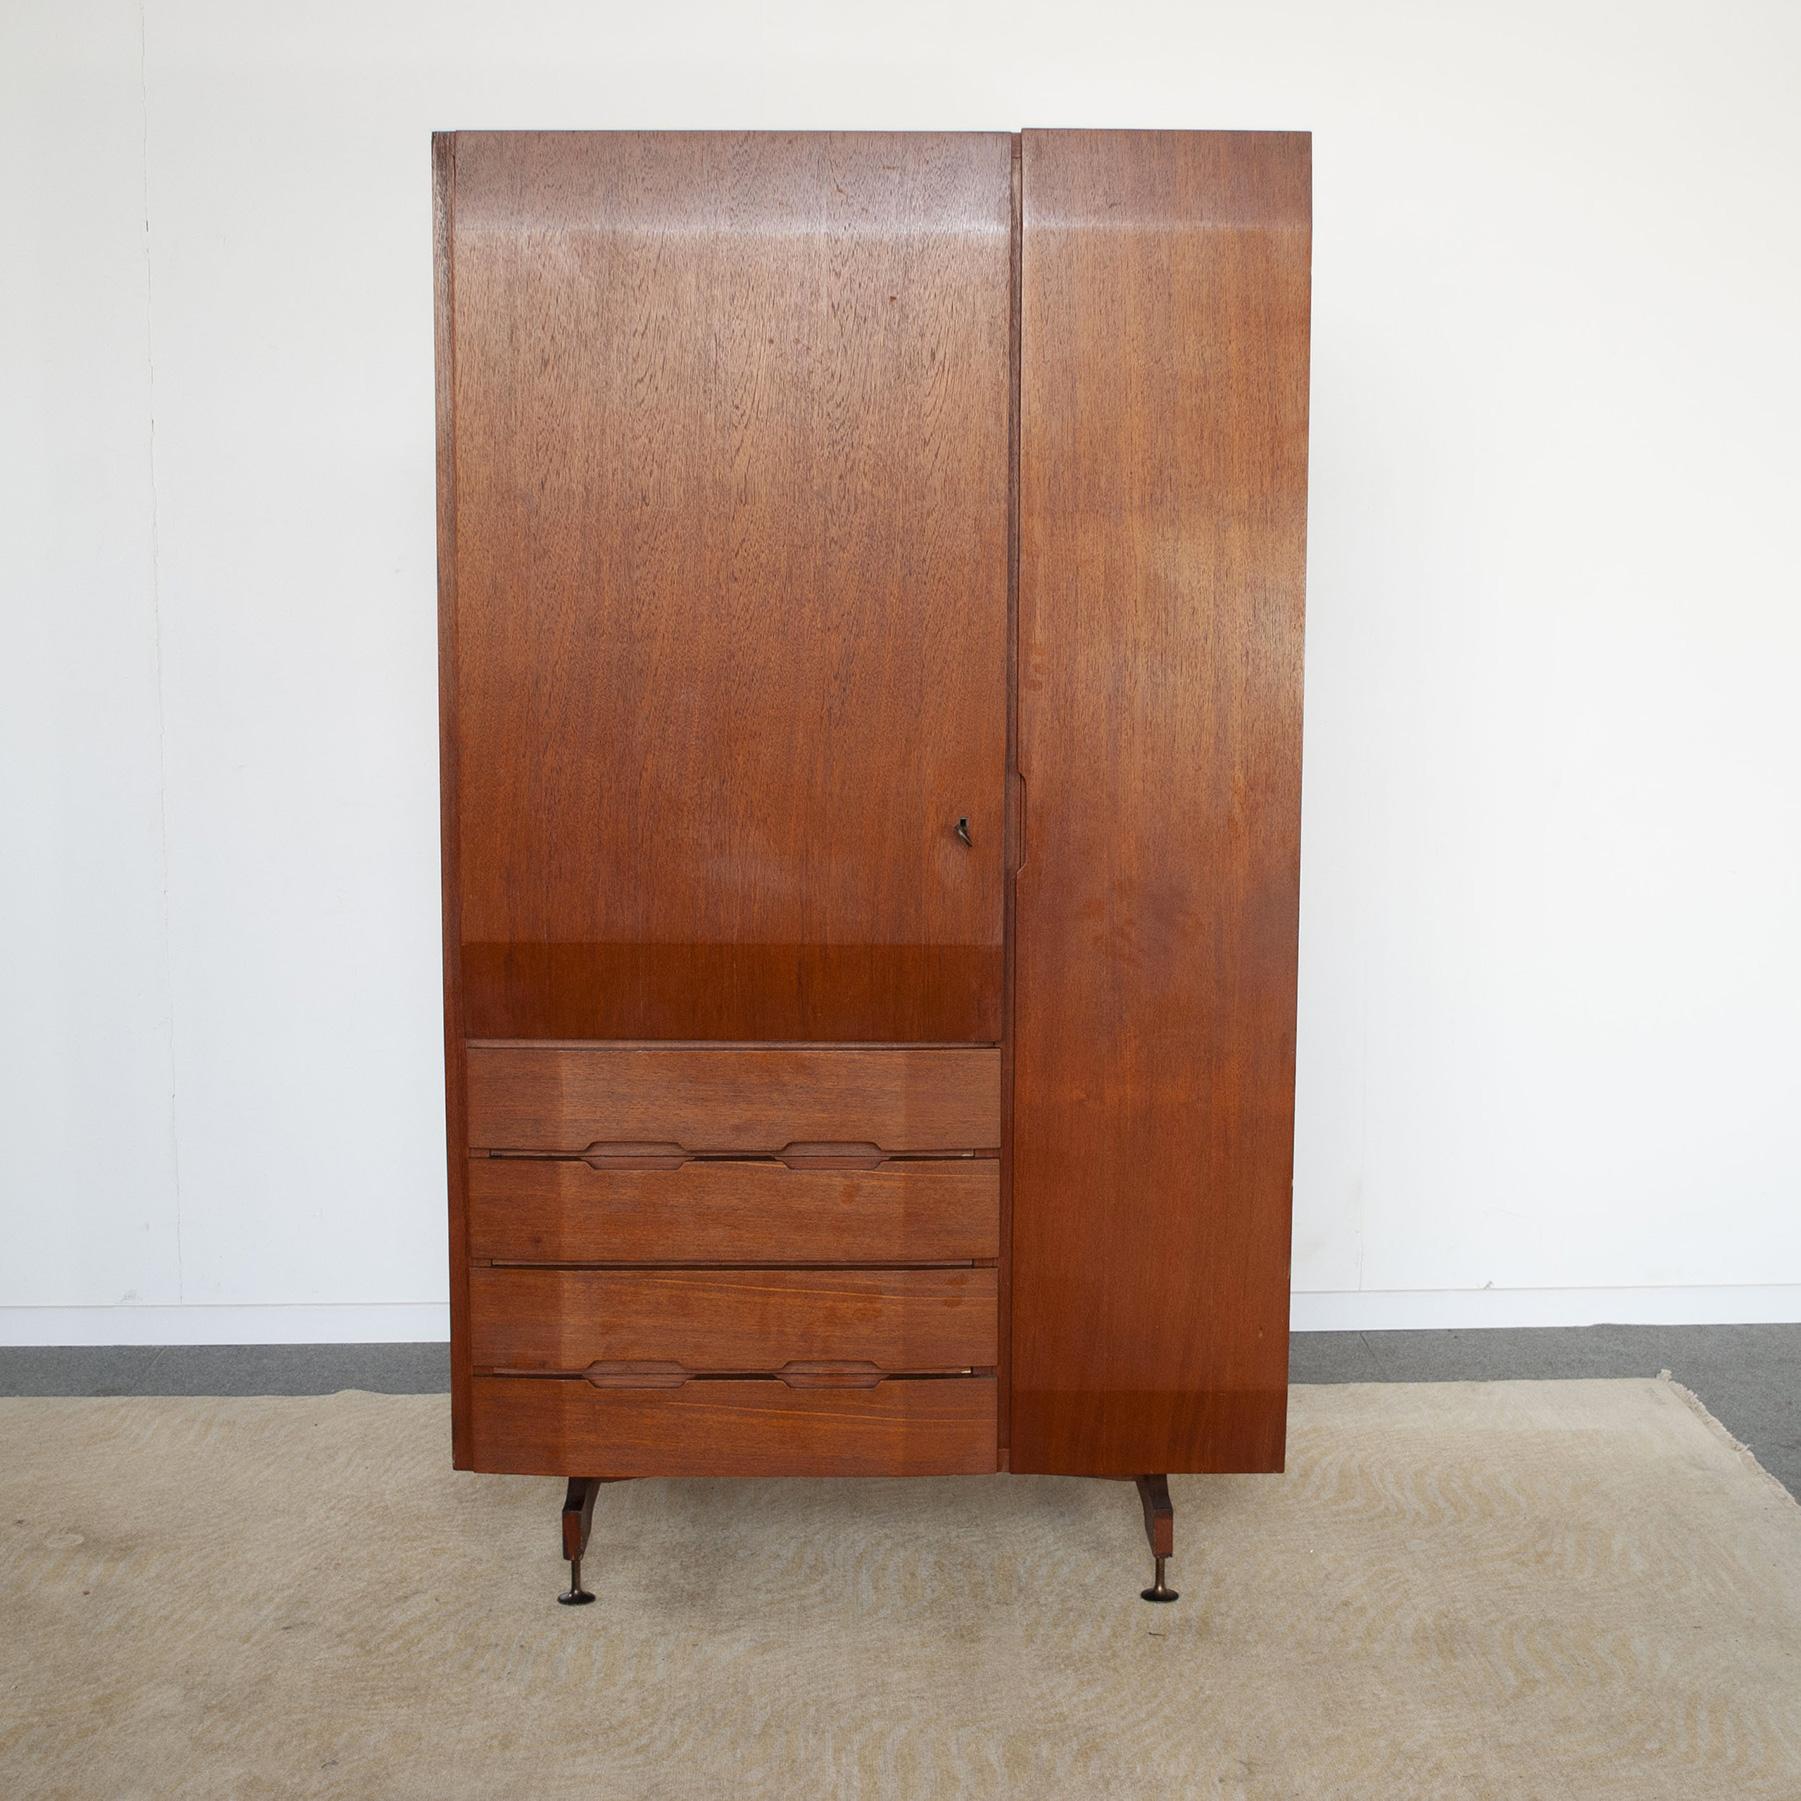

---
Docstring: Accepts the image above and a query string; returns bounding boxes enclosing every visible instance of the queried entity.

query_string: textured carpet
[2,1380,1799,1800]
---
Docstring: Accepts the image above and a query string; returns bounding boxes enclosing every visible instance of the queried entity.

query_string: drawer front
[469,1373,998,1477]
[470,1266,997,1374]
[468,1156,999,1264]
[465,1046,1001,1153]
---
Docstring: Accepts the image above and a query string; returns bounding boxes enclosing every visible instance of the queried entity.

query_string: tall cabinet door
[440,132,1012,1044]
[1010,132,1312,1475]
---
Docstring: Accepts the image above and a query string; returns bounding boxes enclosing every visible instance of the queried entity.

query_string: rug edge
[1655,1368,1801,1513]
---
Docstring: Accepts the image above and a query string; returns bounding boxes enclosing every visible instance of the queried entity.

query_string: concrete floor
[3,1325,1797,1499]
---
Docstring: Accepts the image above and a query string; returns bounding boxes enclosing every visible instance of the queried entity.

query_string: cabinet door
[441,132,1011,1043]
[1011,131,1312,1475]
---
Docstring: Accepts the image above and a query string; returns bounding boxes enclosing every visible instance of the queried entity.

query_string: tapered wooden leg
[1135,1474,1178,1603]
[557,1476,604,1606]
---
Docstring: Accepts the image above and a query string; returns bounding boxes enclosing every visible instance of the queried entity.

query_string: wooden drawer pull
[569,1143,688,1170]
[580,1361,690,1389]
[497,1142,977,1171]
[774,1361,888,1389]
[572,1359,967,1390]
[775,1143,886,1169]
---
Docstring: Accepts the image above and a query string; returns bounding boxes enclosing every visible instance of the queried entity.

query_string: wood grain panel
[469,1156,999,1265]
[443,131,1011,1042]
[1010,131,1311,1475]
[469,1267,997,1372]
[434,134,475,1467]
[469,1374,998,1477]
[466,1046,1001,1153]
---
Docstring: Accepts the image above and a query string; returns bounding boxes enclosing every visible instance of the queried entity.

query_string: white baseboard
[1289,1285,1801,1332]
[0,1286,1796,1346]
[0,1303,451,1346]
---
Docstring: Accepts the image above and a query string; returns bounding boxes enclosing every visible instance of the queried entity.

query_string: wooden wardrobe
[434,128,1311,1604]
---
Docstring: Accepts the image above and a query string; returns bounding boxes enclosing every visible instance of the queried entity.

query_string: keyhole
[955,817,973,848]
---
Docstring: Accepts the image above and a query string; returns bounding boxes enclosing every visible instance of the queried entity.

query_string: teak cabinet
[434,128,1311,1604]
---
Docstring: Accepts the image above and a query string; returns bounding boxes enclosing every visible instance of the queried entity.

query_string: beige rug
[2,1379,1798,1800]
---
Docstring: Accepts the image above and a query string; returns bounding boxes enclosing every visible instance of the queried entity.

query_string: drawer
[469,1372,998,1477]
[465,1045,1001,1153]
[468,1156,999,1264]
[469,1266,997,1373]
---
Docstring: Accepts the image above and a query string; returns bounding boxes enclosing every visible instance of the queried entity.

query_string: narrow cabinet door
[1010,132,1312,1475]
[441,133,1012,1042]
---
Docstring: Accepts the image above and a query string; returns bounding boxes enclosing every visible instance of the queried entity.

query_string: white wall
[4,0,1798,1344]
